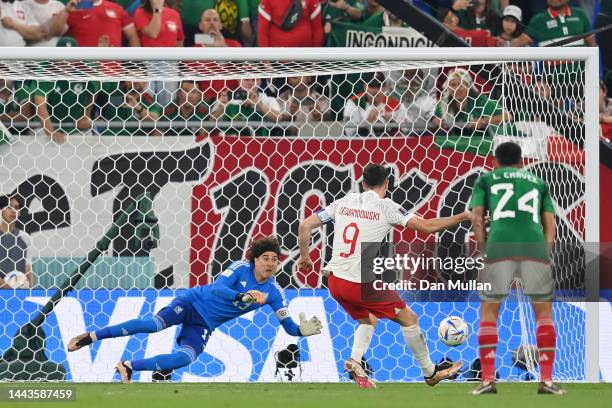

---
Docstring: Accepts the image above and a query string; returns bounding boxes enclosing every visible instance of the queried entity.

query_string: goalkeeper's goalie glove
[299,312,322,336]
[235,290,267,304]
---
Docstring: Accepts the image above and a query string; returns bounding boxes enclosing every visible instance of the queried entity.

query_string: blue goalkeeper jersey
[183,260,290,331]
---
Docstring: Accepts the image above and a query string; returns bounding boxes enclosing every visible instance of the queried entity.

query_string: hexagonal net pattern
[0,50,595,383]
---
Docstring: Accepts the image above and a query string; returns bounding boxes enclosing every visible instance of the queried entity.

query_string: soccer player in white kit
[298,164,471,388]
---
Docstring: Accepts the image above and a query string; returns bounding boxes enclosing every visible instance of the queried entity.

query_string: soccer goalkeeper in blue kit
[67,237,323,383]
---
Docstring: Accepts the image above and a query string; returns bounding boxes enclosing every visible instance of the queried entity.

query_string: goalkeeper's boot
[424,360,463,386]
[538,381,566,395]
[344,358,376,389]
[471,381,497,395]
[67,332,96,352]
[115,361,133,384]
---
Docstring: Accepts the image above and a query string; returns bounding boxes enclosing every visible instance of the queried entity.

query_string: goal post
[0,46,601,382]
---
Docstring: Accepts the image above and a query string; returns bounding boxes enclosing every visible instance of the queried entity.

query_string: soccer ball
[438,316,468,346]
[3,271,29,289]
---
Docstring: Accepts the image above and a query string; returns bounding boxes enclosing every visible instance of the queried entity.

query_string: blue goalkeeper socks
[131,346,196,371]
[95,316,165,340]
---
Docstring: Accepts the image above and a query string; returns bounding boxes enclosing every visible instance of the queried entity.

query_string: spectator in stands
[0,79,33,126]
[0,0,45,46]
[363,0,383,20]
[26,0,65,47]
[179,0,211,47]
[246,0,260,46]
[323,0,365,35]
[100,79,162,136]
[535,80,553,101]
[343,73,407,137]
[387,69,437,135]
[451,0,500,35]
[49,0,140,47]
[496,5,532,46]
[134,0,184,107]
[210,78,281,136]
[258,0,324,47]
[0,194,34,289]
[162,80,209,136]
[196,8,241,47]
[194,9,241,103]
[28,36,99,143]
[134,0,184,46]
[278,76,331,135]
[218,0,252,44]
[600,81,612,139]
[518,0,595,113]
[521,0,596,47]
[441,7,497,46]
[181,0,251,47]
[431,68,512,137]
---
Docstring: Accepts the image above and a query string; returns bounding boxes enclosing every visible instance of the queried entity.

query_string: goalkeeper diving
[67,237,322,383]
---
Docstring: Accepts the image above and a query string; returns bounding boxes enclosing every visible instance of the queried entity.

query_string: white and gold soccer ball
[438,316,468,347]
[3,271,29,289]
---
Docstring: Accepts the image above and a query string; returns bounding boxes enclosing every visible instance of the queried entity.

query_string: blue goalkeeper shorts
[156,296,211,358]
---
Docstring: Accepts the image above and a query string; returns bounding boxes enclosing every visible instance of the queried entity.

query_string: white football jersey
[0,1,38,47]
[316,190,414,283]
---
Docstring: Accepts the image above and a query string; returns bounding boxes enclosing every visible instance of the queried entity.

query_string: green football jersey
[470,167,555,261]
[100,83,163,136]
[527,7,591,47]
[434,93,518,137]
[28,80,100,134]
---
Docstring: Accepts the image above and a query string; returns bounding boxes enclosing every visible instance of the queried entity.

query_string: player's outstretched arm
[278,311,323,337]
[298,214,323,271]
[210,269,241,300]
[269,282,322,337]
[406,211,471,234]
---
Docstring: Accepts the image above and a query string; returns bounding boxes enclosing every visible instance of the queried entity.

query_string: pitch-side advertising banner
[1,289,609,382]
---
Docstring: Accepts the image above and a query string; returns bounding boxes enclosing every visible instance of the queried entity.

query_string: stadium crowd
[0,0,609,140]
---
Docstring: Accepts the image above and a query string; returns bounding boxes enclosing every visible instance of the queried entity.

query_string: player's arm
[269,289,322,337]
[542,211,555,255]
[405,211,471,234]
[298,214,323,271]
[210,268,241,300]
[471,206,487,254]
[211,265,268,304]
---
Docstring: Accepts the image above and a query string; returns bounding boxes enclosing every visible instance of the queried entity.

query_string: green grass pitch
[1,383,612,408]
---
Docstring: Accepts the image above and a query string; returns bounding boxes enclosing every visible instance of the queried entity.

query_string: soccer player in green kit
[470,142,565,395]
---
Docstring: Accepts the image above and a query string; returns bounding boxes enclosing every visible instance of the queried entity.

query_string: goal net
[0,48,599,383]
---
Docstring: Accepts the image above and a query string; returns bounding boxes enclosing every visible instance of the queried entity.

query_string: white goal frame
[0,46,600,382]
